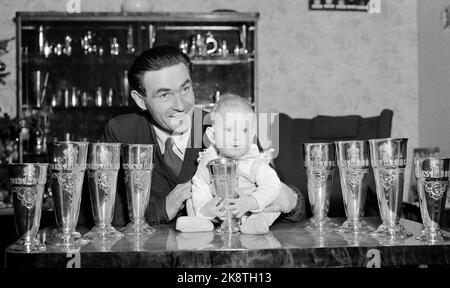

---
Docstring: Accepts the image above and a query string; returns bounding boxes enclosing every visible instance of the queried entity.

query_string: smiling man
[82,45,305,226]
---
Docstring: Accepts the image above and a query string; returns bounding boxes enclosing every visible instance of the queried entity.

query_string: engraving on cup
[9,163,48,251]
[414,158,450,241]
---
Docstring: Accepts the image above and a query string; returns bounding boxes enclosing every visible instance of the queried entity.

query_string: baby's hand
[200,197,226,218]
[225,195,258,219]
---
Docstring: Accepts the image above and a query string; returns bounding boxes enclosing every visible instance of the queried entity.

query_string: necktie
[164,137,183,176]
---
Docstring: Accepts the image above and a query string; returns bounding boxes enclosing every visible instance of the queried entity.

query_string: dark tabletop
[5,217,450,268]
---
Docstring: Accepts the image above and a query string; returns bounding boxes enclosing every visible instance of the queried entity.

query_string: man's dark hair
[128,45,192,95]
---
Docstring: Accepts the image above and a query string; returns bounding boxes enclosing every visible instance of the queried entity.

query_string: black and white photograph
[0,0,449,279]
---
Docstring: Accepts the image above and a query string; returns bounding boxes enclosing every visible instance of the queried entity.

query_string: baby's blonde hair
[211,94,254,120]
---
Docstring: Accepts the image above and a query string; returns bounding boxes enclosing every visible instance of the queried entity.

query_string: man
[81,45,305,226]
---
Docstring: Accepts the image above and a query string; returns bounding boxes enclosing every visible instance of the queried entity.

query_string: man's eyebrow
[154,87,171,95]
[180,79,191,87]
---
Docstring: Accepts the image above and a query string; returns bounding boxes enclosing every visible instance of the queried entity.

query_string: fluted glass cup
[83,143,123,240]
[414,157,450,243]
[208,158,240,234]
[302,142,338,230]
[335,140,374,235]
[8,163,48,252]
[369,138,412,239]
[121,144,155,236]
[46,141,88,248]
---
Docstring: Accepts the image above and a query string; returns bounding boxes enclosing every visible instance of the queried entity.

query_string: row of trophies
[7,137,450,253]
[215,138,450,245]
[9,141,156,252]
[300,138,449,244]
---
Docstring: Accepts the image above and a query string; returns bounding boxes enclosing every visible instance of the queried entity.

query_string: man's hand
[263,183,298,214]
[225,195,258,218]
[200,197,226,218]
[166,181,192,221]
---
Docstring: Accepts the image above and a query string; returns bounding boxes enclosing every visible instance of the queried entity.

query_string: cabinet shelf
[192,55,254,65]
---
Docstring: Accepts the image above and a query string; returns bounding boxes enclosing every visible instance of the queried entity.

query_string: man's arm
[264,182,306,223]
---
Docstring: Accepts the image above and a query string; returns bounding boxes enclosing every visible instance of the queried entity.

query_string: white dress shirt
[153,125,191,160]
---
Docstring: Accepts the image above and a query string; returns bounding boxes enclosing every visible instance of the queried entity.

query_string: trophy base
[416,228,450,243]
[9,237,46,252]
[121,221,156,236]
[370,223,412,239]
[303,216,338,230]
[216,219,240,234]
[336,219,374,235]
[46,229,90,249]
[82,225,124,241]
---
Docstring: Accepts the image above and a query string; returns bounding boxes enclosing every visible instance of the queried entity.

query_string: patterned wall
[0,0,418,156]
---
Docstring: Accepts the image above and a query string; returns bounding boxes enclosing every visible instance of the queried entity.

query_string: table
[5,217,450,268]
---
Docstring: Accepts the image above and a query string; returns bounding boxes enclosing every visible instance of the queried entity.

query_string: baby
[190,94,281,234]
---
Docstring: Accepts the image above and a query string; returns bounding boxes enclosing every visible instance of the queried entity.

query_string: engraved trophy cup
[46,141,89,247]
[414,157,450,243]
[302,142,338,230]
[8,163,48,252]
[369,138,412,239]
[83,143,123,240]
[208,158,240,234]
[121,144,156,236]
[335,140,374,235]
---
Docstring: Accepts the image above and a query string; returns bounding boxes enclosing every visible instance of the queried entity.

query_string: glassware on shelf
[106,88,113,107]
[126,25,135,54]
[110,37,120,56]
[95,87,103,107]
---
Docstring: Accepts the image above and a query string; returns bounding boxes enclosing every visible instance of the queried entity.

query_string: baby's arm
[248,159,282,213]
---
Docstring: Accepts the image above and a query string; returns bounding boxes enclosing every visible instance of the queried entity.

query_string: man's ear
[131,90,147,110]
[205,126,215,145]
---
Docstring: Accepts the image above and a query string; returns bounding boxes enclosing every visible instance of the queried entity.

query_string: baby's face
[212,107,256,159]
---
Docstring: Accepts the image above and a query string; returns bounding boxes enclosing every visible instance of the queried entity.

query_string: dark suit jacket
[78,108,306,227]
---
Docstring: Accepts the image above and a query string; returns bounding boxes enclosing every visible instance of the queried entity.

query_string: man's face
[212,107,256,159]
[141,63,195,134]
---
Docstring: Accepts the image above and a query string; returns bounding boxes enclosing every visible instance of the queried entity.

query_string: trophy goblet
[121,144,156,236]
[83,143,123,240]
[368,138,412,239]
[207,158,240,234]
[46,140,89,248]
[8,163,48,252]
[335,140,374,235]
[302,142,338,230]
[414,157,450,243]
